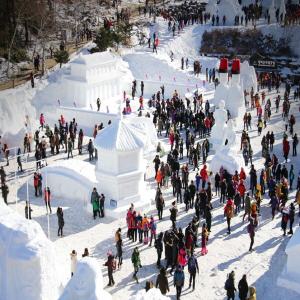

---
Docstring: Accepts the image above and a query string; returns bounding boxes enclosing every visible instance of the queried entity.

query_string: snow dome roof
[72,51,116,67]
[94,118,145,152]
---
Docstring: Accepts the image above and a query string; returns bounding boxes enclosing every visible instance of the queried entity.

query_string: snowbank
[59,257,112,300]
[0,202,62,300]
[131,287,169,300]
[277,227,300,294]
[0,87,37,148]
[41,159,96,211]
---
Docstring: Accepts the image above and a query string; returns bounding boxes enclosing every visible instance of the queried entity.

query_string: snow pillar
[219,58,228,84]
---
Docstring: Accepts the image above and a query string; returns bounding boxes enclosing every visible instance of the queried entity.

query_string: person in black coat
[215,172,221,196]
[155,232,164,267]
[238,274,248,300]
[225,271,236,300]
[220,179,227,203]
[25,201,33,219]
[57,207,64,236]
[188,181,196,208]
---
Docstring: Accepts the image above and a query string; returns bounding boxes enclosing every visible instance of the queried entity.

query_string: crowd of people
[95,71,299,299]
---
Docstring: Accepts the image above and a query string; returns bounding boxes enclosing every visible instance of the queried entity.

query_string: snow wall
[59,257,112,300]
[0,202,62,300]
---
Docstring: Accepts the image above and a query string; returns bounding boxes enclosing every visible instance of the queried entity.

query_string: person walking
[25,201,33,219]
[17,148,23,172]
[170,201,178,228]
[155,188,164,220]
[225,271,236,300]
[224,198,234,234]
[156,267,169,295]
[1,183,9,205]
[70,250,77,277]
[99,194,105,217]
[247,286,257,300]
[115,228,123,269]
[104,250,116,286]
[201,223,209,255]
[91,187,100,219]
[67,137,73,159]
[44,186,52,214]
[243,193,251,222]
[174,265,185,300]
[88,139,94,161]
[238,274,249,300]
[288,202,295,234]
[187,253,199,290]
[131,247,142,283]
[57,207,64,237]
[154,232,163,267]
[96,98,101,111]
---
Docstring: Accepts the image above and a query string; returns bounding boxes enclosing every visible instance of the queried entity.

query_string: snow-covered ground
[1,15,300,300]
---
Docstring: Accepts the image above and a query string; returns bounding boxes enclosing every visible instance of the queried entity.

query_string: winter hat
[172,201,176,206]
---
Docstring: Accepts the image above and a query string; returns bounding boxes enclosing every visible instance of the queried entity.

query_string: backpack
[174,271,184,286]
[112,258,117,271]
[224,278,230,290]
[188,257,196,272]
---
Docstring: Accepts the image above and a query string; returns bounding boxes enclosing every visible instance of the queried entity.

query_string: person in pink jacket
[39,113,45,130]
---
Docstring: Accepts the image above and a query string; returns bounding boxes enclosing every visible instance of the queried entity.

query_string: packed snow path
[3,84,299,300]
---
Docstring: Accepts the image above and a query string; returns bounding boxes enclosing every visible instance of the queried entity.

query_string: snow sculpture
[131,287,169,300]
[210,100,228,151]
[216,0,245,26]
[206,0,218,15]
[213,58,230,107]
[268,0,277,23]
[278,0,286,18]
[0,89,37,148]
[41,159,97,211]
[0,202,61,300]
[277,227,300,294]
[240,60,258,94]
[94,117,155,217]
[64,51,123,109]
[59,257,112,300]
[227,59,246,122]
[210,119,245,174]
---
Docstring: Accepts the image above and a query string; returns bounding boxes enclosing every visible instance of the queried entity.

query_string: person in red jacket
[204,117,211,136]
[169,131,175,150]
[282,137,290,162]
[237,180,246,208]
[239,167,246,181]
[200,165,208,189]
[33,172,39,197]
[283,137,290,162]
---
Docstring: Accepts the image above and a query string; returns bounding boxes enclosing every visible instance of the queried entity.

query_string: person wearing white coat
[70,250,77,277]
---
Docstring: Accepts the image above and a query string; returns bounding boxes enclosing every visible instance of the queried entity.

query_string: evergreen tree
[54,50,69,68]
